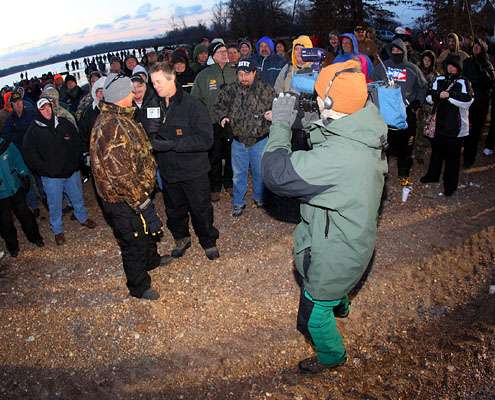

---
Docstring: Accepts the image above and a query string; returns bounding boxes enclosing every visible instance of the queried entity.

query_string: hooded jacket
[372,38,427,106]
[90,102,156,209]
[333,33,374,82]
[252,36,288,87]
[427,56,474,138]
[436,33,470,74]
[262,102,388,300]
[23,113,83,178]
[190,44,208,75]
[0,138,30,199]
[420,50,438,86]
[274,35,314,94]
[191,62,237,121]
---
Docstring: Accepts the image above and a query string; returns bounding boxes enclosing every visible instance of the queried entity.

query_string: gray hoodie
[372,39,427,106]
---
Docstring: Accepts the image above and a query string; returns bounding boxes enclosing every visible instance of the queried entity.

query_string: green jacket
[262,103,388,301]
[191,63,237,121]
[0,138,30,200]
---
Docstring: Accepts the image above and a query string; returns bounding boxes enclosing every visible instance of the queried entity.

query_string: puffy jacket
[213,79,275,146]
[262,102,388,300]
[372,38,427,106]
[133,84,162,138]
[90,102,156,210]
[155,84,213,183]
[191,63,237,121]
[0,139,30,199]
[23,115,82,178]
[253,38,288,88]
[1,108,36,153]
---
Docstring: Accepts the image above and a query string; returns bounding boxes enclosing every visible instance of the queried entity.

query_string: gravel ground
[1,152,494,400]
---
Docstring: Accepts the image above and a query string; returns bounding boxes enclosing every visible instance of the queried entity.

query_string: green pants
[297,288,348,365]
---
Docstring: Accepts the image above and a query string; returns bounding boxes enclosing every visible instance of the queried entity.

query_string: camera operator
[262,59,388,374]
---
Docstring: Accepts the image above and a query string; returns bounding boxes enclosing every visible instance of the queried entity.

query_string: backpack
[368,56,408,130]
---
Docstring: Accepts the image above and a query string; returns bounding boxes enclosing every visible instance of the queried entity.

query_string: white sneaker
[0,251,5,261]
[483,148,494,156]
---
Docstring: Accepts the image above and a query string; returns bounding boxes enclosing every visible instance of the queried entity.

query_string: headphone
[322,67,363,110]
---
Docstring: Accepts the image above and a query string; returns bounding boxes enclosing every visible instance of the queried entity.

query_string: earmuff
[322,67,362,110]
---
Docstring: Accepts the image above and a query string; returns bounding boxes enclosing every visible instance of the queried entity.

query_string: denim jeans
[41,171,88,235]
[231,138,267,207]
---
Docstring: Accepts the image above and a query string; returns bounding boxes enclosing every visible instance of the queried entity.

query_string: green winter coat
[262,102,388,301]
[0,138,30,199]
[191,63,237,121]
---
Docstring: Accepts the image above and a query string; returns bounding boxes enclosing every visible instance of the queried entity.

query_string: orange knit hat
[315,59,368,114]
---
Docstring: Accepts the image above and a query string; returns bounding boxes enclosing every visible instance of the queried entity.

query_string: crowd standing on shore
[0,26,492,374]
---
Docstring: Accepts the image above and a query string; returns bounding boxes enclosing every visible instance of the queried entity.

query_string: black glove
[151,137,175,152]
[21,175,30,191]
[133,199,164,239]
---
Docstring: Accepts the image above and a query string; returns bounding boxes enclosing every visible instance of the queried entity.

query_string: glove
[271,93,298,127]
[133,199,164,239]
[151,137,175,152]
[301,111,319,128]
[21,175,30,191]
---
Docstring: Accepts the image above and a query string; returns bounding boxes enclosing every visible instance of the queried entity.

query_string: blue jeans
[231,138,267,207]
[41,171,88,235]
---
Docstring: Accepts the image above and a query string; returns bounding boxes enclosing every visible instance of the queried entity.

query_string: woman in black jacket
[463,38,495,167]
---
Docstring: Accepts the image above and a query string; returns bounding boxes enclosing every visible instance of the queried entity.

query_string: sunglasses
[105,74,126,90]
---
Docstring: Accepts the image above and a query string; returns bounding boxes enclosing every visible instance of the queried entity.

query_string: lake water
[0,49,149,88]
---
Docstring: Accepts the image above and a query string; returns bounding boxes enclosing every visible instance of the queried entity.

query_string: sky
[0,0,215,69]
[1,1,423,70]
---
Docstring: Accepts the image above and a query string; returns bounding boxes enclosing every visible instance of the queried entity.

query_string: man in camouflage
[213,58,275,217]
[90,73,173,301]
[40,85,77,128]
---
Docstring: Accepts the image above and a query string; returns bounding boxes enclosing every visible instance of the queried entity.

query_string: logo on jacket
[176,128,183,136]
[64,134,71,140]
[208,79,218,91]
[387,67,407,82]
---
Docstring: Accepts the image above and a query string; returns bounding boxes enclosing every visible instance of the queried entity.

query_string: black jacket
[23,116,83,178]
[78,104,100,151]
[133,85,161,137]
[155,84,213,183]
[463,55,495,97]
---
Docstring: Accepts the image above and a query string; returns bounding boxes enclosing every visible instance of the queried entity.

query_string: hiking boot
[171,237,191,258]
[225,187,233,197]
[9,249,19,258]
[81,219,96,229]
[252,200,264,208]
[205,246,220,260]
[420,175,439,184]
[483,148,493,156]
[140,288,160,301]
[232,204,246,217]
[298,355,346,374]
[55,233,65,246]
[210,192,221,202]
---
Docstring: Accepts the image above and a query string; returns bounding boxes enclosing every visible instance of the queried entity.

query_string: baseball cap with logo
[37,97,51,109]
[237,57,258,72]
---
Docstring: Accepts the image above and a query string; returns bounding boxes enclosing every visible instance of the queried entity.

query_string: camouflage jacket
[213,79,275,146]
[90,102,156,210]
[75,93,93,121]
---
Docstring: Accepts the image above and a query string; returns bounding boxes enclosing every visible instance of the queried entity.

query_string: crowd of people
[1,25,493,374]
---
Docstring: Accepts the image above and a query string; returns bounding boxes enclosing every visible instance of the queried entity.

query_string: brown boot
[81,218,96,229]
[298,355,346,374]
[55,233,66,246]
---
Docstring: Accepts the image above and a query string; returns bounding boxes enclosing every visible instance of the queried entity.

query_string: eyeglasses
[105,74,125,90]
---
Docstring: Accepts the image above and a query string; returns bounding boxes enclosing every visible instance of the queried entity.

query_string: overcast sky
[1,1,423,69]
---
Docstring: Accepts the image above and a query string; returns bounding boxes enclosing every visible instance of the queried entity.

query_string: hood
[92,77,106,109]
[448,33,460,52]
[313,102,387,149]
[387,38,408,63]
[474,37,489,58]
[338,33,359,56]
[256,36,275,55]
[421,50,436,66]
[35,114,59,129]
[444,54,463,74]
[292,35,313,67]
[193,44,208,62]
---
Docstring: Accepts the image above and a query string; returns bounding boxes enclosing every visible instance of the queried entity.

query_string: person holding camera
[262,60,388,374]
[90,73,173,301]
[213,58,275,217]
[0,137,44,257]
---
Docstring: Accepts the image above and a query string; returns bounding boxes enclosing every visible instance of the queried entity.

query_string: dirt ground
[1,150,494,400]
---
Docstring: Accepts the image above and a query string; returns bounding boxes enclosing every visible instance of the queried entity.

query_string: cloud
[95,23,113,30]
[114,15,131,23]
[135,3,159,18]
[174,5,204,17]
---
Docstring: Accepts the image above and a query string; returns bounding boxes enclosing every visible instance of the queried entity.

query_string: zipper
[324,210,330,239]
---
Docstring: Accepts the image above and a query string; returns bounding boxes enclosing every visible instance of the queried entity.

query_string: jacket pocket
[294,231,312,280]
